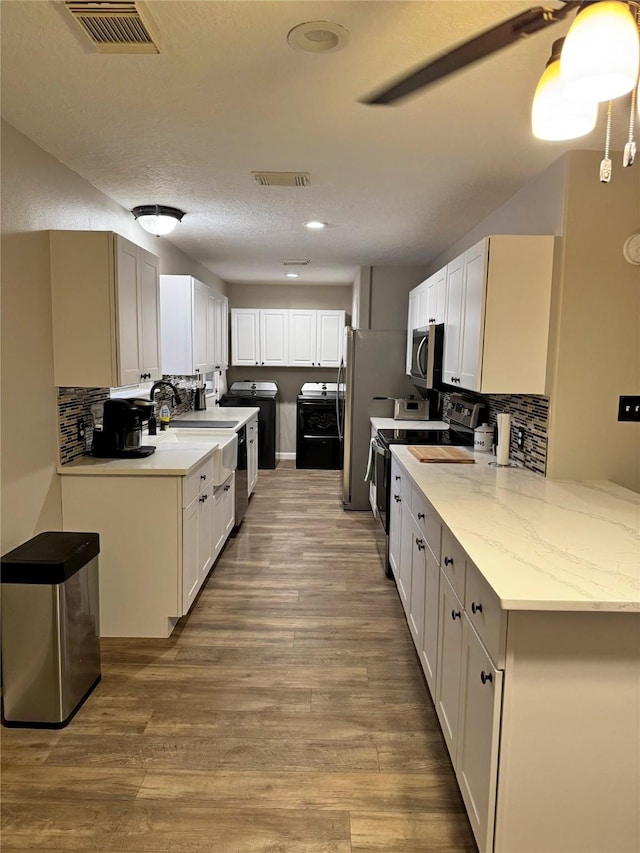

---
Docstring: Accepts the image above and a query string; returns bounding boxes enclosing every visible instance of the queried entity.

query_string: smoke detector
[63,1,160,53]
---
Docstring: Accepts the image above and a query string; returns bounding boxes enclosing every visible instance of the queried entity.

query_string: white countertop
[391,445,640,613]
[58,406,259,477]
[371,418,449,431]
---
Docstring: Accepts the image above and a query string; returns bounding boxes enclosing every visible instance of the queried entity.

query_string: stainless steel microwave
[410,323,444,389]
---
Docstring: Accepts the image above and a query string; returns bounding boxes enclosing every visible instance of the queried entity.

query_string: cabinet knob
[395,475,401,481]
[471,601,483,614]
[451,609,461,620]
[444,556,454,566]
[224,484,231,491]
[480,670,493,685]
[416,538,425,551]
[394,494,401,502]
[200,474,207,481]
[417,512,425,520]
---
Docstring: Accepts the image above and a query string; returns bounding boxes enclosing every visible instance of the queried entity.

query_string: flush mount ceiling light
[287,21,350,53]
[304,220,327,230]
[286,272,300,278]
[131,205,185,236]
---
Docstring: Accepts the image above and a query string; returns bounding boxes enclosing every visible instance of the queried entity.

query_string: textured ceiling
[0,1,615,284]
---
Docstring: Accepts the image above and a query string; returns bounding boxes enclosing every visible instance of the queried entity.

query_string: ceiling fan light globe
[532,59,598,141]
[560,0,640,103]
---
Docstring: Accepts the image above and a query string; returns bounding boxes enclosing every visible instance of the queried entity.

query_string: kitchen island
[57,406,259,638]
[390,445,639,853]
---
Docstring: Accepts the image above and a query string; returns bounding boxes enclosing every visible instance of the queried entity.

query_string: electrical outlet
[618,396,640,422]
[516,427,525,449]
[77,418,86,441]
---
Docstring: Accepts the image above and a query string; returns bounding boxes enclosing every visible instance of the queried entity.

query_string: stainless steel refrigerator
[340,328,418,510]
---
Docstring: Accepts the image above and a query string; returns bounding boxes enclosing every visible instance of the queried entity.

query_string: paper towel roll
[496,413,511,466]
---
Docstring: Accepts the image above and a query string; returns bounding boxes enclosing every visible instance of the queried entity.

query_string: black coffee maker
[92,399,156,458]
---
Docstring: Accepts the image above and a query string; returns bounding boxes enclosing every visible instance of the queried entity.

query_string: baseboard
[277,452,296,461]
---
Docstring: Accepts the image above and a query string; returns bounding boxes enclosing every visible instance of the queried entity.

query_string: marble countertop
[371,418,449,431]
[391,445,640,613]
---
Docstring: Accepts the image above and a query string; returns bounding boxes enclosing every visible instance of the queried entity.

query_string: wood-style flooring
[1,463,476,852]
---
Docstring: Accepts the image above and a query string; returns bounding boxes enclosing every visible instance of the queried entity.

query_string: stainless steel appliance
[92,399,156,458]
[374,393,485,577]
[410,323,444,389]
[220,381,278,469]
[296,383,343,469]
[230,424,248,534]
[340,328,419,511]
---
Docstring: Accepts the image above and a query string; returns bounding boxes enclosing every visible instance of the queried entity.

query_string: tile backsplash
[57,377,201,465]
[441,390,549,475]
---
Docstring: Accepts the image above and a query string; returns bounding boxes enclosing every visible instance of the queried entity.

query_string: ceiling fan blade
[363,4,577,106]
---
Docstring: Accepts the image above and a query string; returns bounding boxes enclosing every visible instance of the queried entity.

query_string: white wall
[0,121,227,553]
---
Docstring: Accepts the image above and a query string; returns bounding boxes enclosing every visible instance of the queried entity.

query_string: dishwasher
[231,424,248,535]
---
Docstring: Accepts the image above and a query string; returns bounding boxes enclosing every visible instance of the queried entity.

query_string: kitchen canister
[474,423,494,453]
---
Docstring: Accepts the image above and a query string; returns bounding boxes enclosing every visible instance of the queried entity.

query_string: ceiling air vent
[64,1,159,53]
[281,260,310,266]
[252,172,310,187]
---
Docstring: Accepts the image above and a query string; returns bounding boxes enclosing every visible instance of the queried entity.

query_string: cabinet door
[316,310,345,367]
[182,495,200,615]
[222,475,235,539]
[116,236,143,385]
[408,518,427,648]
[260,310,289,366]
[211,483,225,561]
[193,281,210,374]
[457,616,503,853]
[198,483,213,586]
[138,249,162,381]
[443,256,464,386]
[435,571,465,763]
[388,480,403,577]
[459,241,488,392]
[397,499,413,614]
[419,544,440,698]
[248,418,258,496]
[206,290,217,370]
[231,309,260,366]
[213,294,228,369]
[406,289,419,375]
[289,310,317,366]
[416,282,428,328]
[433,266,447,324]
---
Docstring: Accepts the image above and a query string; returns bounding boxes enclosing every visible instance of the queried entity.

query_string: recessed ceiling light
[287,21,350,54]
[286,273,300,278]
[305,220,326,230]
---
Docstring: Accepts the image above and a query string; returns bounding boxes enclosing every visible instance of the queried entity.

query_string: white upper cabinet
[232,308,345,367]
[50,231,161,387]
[289,310,317,366]
[160,275,227,376]
[443,235,555,394]
[427,266,447,325]
[260,309,289,366]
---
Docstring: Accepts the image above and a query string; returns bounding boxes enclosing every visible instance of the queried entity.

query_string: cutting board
[408,445,475,464]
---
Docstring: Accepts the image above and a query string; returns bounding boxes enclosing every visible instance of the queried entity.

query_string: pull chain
[624,85,637,167]
[600,101,613,183]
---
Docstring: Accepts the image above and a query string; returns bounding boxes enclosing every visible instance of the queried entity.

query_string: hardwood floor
[1,464,476,852]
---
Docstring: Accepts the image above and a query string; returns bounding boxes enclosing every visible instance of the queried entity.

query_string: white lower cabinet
[457,615,503,853]
[247,416,258,496]
[418,544,440,697]
[435,571,465,760]
[408,517,427,647]
[60,462,236,639]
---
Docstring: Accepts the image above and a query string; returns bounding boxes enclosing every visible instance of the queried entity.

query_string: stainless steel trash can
[1,531,101,728]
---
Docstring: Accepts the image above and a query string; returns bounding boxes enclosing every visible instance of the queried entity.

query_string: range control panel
[446,394,486,430]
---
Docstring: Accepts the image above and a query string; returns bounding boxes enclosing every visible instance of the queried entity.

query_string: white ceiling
[1,1,615,285]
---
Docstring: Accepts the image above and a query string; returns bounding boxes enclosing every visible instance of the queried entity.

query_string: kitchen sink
[170,420,239,429]
[150,430,238,484]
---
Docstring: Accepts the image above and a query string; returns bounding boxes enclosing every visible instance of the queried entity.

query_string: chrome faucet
[149,381,181,408]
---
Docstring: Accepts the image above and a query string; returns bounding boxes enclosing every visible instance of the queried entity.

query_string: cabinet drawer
[183,457,215,507]
[412,490,441,562]
[441,527,466,601]
[391,459,411,503]
[466,562,507,667]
